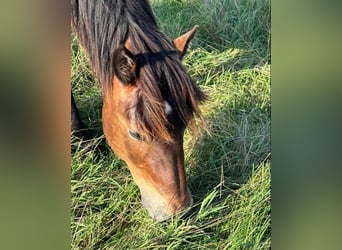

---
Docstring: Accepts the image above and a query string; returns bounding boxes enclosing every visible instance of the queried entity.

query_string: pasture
[71,0,270,249]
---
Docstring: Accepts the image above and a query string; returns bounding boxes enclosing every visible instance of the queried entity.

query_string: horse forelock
[130,48,206,143]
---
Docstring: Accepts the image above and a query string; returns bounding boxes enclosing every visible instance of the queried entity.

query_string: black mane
[71,0,206,142]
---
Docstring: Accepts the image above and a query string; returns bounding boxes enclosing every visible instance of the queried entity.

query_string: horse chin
[140,189,193,221]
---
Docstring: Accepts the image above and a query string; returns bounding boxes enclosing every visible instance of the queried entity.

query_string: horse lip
[152,201,193,222]
[141,192,193,221]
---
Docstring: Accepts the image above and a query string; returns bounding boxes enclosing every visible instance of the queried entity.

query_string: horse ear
[173,25,199,58]
[113,44,136,84]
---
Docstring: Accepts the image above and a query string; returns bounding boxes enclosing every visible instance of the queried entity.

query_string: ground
[71,0,270,249]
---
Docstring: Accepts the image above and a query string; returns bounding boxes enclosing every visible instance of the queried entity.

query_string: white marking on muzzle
[164,101,172,114]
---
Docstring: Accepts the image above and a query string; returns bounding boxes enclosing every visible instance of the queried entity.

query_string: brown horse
[71,0,206,221]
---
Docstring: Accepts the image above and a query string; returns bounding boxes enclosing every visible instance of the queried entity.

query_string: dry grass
[71,0,270,249]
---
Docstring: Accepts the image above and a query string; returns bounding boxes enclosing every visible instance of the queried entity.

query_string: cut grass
[71,0,270,249]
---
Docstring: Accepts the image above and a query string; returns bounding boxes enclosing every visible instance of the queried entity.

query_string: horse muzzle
[140,187,193,221]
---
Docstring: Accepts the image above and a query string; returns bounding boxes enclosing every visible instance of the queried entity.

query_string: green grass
[71,0,270,249]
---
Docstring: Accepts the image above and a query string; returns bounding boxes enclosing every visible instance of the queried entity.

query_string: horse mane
[71,0,206,142]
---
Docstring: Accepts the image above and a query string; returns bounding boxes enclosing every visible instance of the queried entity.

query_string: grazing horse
[71,0,206,221]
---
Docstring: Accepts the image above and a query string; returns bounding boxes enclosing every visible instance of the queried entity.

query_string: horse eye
[128,129,142,141]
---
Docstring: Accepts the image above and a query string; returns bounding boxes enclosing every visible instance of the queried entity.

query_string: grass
[71,0,270,249]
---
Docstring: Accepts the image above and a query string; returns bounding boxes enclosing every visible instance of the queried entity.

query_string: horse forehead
[164,100,172,114]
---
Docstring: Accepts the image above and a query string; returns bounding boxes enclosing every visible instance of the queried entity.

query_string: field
[71,0,270,249]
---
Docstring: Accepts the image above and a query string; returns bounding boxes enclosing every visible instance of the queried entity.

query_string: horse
[71,0,206,221]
